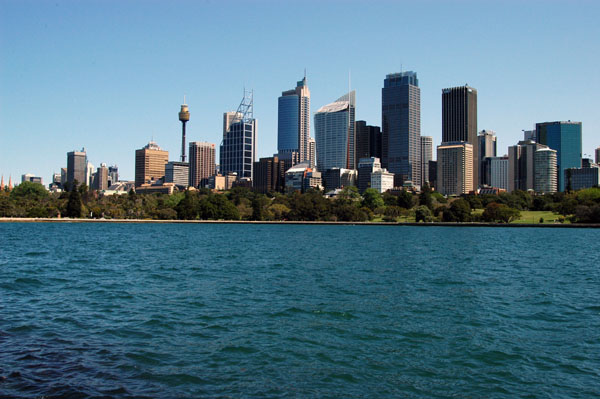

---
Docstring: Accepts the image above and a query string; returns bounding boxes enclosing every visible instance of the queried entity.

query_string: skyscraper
[189,142,215,188]
[437,142,473,196]
[278,77,311,163]
[442,85,478,188]
[95,164,109,191]
[535,121,582,191]
[534,148,558,193]
[355,121,382,162]
[382,71,421,187]
[66,149,87,187]
[507,140,547,192]
[165,161,190,187]
[220,91,257,180]
[253,156,285,194]
[478,130,497,186]
[135,141,168,187]
[314,91,356,171]
[420,136,433,187]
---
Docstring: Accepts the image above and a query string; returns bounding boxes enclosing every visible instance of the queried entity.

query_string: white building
[420,136,433,187]
[534,148,557,193]
[370,169,394,193]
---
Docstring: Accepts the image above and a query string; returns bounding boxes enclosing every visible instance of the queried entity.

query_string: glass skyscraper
[277,77,311,164]
[314,91,356,171]
[536,121,582,191]
[382,71,421,187]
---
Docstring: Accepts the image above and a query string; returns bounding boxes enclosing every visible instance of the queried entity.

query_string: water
[1,222,599,398]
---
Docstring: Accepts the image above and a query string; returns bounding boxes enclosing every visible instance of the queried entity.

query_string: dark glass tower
[382,71,421,187]
[442,85,478,188]
[536,121,582,191]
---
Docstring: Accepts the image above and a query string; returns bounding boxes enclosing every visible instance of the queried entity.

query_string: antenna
[183,94,186,105]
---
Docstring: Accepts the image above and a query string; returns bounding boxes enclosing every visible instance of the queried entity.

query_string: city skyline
[1,1,599,183]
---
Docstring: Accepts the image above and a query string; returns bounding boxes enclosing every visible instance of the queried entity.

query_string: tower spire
[179,98,190,163]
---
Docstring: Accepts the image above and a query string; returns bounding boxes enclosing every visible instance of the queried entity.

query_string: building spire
[0,175,4,190]
[8,175,13,191]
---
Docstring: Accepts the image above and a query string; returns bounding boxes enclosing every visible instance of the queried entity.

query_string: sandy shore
[1,217,599,228]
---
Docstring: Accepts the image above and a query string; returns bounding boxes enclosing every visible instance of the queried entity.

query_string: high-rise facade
[165,161,190,187]
[596,147,600,165]
[220,92,257,181]
[437,142,473,196]
[189,142,215,188]
[420,136,433,187]
[66,150,87,187]
[134,141,168,187]
[488,156,508,191]
[382,71,421,187]
[478,130,497,186]
[355,121,382,163]
[108,165,119,186]
[534,148,558,193]
[442,85,478,188]
[314,91,356,171]
[253,156,285,194]
[357,157,382,193]
[536,121,582,191]
[95,164,109,191]
[278,77,311,163]
[507,140,547,192]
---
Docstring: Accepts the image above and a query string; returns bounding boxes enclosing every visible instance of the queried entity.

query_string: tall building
[442,85,478,188]
[95,164,109,191]
[278,77,311,163]
[523,130,536,141]
[371,169,394,193]
[308,137,316,169]
[66,150,87,187]
[189,142,215,188]
[314,91,356,171]
[322,168,357,192]
[85,161,95,188]
[253,156,285,194]
[508,140,547,192]
[285,162,322,192]
[536,121,582,191]
[437,142,474,196]
[355,121,382,163]
[566,163,600,191]
[135,141,168,187]
[165,161,190,187]
[108,165,119,185]
[220,91,257,180]
[596,147,600,165]
[382,71,421,187]
[357,157,382,193]
[420,136,433,187]
[478,130,497,186]
[488,156,508,191]
[179,101,190,162]
[534,148,557,193]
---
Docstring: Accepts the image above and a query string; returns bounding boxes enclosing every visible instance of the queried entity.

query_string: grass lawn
[511,210,565,224]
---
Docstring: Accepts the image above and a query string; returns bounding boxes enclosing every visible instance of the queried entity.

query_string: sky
[1,0,599,183]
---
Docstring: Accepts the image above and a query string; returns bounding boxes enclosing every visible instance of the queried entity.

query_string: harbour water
[1,223,599,398]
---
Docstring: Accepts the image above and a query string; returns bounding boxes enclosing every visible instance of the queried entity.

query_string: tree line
[1,181,600,223]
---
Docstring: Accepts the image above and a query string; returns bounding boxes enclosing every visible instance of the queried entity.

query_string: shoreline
[1,217,599,228]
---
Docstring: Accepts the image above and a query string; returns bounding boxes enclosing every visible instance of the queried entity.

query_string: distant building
[108,165,119,185]
[508,140,547,192]
[322,168,357,192]
[420,136,433,187]
[165,161,190,187]
[437,142,473,196]
[315,91,356,170]
[67,150,87,187]
[355,121,382,163]
[60,168,67,187]
[565,162,600,191]
[370,169,394,193]
[135,141,168,187]
[21,174,43,184]
[478,130,497,186]
[357,157,382,193]
[253,156,285,194]
[523,130,536,142]
[536,121,582,191]
[136,183,176,195]
[442,85,478,188]
[308,137,316,169]
[534,148,558,193]
[86,161,95,188]
[428,160,437,190]
[488,156,508,191]
[278,76,311,163]
[189,141,215,188]
[95,164,109,191]
[285,162,322,192]
[596,147,600,165]
[220,92,256,181]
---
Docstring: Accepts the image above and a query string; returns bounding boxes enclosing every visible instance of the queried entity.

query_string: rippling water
[1,222,599,398]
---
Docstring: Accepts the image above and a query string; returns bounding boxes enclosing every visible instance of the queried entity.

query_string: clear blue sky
[1,0,599,183]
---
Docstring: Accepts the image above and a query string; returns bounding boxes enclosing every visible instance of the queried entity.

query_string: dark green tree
[362,188,384,210]
[442,199,471,222]
[65,183,83,218]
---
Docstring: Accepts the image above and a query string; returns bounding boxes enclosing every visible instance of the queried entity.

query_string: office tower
[382,71,421,187]
[135,141,168,187]
[308,137,316,169]
[86,161,95,188]
[220,91,256,180]
[357,157,382,193]
[442,85,478,187]
[189,142,216,188]
[596,147,600,165]
[67,149,87,187]
[165,161,190,187]
[478,130,497,186]
[371,169,395,193]
[179,101,190,162]
[420,136,433,186]
[428,161,437,190]
[488,156,508,191]
[60,168,67,186]
[355,121,382,162]
[322,168,357,192]
[566,163,600,190]
[534,148,558,193]
[508,140,547,192]
[95,164,109,191]
[437,142,473,196]
[314,91,356,171]
[278,76,311,163]
[253,156,285,194]
[285,162,322,192]
[536,121,582,191]
[21,174,42,184]
[523,130,536,141]
[108,165,118,186]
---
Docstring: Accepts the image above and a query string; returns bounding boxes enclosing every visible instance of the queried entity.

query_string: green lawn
[511,210,565,224]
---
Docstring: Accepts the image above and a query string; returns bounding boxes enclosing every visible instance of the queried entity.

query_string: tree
[10,181,48,200]
[481,202,520,223]
[419,183,433,210]
[362,188,384,210]
[176,190,199,219]
[442,199,471,222]
[65,183,83,218]
[397,190,414,209]
[415,205,433,222]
